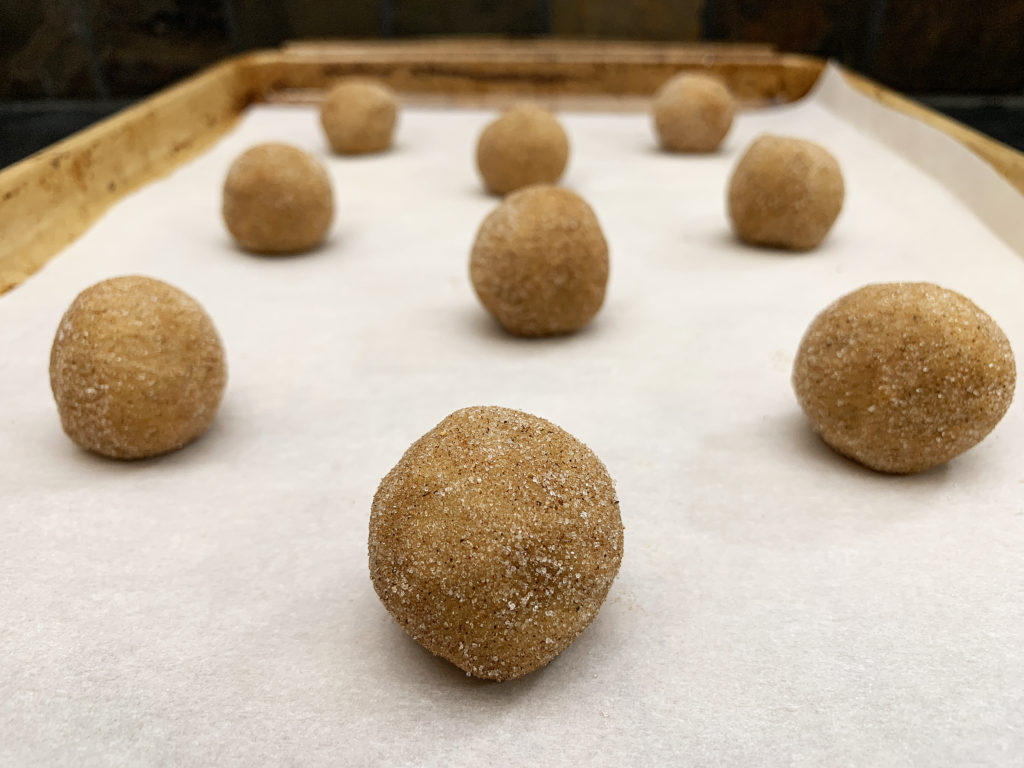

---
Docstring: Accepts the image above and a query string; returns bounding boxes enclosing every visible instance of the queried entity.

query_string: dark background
[3,0,1024,167]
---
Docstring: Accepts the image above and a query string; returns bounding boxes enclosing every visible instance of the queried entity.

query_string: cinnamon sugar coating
[222,143,334,254]
[652,72,735,153]
[476,103,569,195]
[369,406,624,681]
[49,276,227,460]
[728,135,844,250]
[320,78,398,155]
[793,282,1015,473]
[469,185,609,337]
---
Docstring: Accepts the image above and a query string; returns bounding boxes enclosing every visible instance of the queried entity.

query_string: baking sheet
[2,64,1023,766]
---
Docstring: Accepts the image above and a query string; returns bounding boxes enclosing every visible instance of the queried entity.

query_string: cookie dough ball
[652,72,735,152]
[470,185,608,337]
[222,143,333,254]
[320,78,398,155]
[476,103,569,195]
[793,283,1015,474]
[49,276,227,460]
[728,135,844,250]
[369,406,624,681]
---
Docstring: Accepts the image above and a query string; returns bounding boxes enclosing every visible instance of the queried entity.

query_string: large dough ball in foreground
[728,135,844,250]
[476,103,569,195]
[320,78,398,155]
[369,405,624,681]
[470,185,609,337]
[222,143,333,254]
[793,283,1015,474]
[50,276,227,460]
[652,72,735,152]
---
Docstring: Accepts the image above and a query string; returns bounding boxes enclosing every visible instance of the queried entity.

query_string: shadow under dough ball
[652,72,735,152]
[49,276,227,460]
[320,78,398,155]
[222,143,334,254]
[470,185,609,337]
[728,134,844,250]
[476,103,569,195]
[793,282,1015,474]
[369,406,624,681]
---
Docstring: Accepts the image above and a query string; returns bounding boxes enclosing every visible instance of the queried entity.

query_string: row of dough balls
[223,73,844,258]
[49,274,1016,474]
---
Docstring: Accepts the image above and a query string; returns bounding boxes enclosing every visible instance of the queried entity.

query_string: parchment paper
[2,64,1023,767]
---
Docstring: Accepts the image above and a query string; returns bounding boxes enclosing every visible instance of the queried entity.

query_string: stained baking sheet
[2,65,1023,767]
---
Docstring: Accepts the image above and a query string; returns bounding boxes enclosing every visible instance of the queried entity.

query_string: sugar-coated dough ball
[369,405,623,681]
[652,72,735,152]
[728,135,844,250]
[320,78,398,155]
[470,185,609,337]
[476,103,569,195]
[50,276,227,460]
[222,143,333,254]
[793,283,1015,474]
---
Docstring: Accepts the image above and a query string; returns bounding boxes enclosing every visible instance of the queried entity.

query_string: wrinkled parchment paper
[2,65,1023,767]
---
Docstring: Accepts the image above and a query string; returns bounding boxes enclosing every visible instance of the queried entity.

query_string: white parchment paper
[2,65,1023,767]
